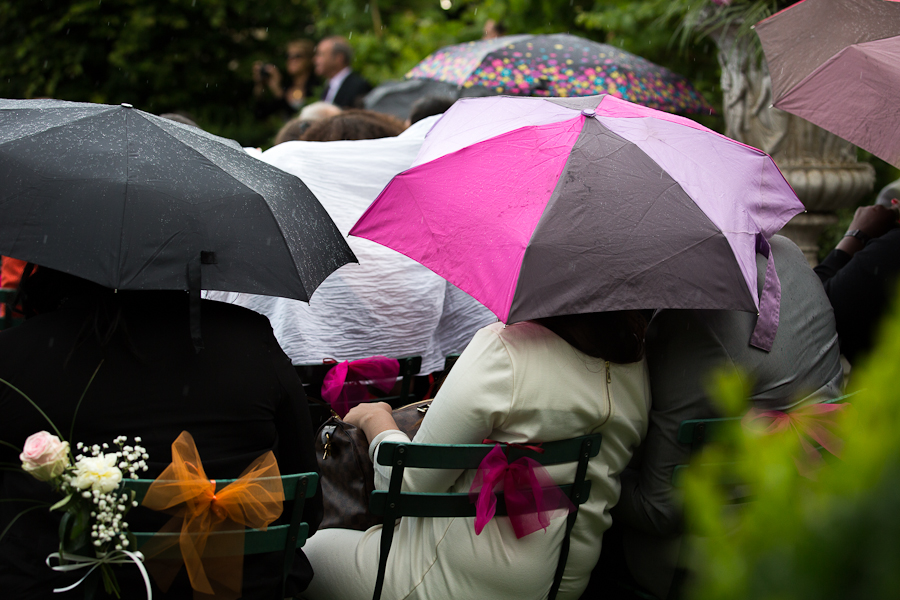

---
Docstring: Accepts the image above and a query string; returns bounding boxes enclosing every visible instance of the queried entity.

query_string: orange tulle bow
[742,402,851,478]
[140,431,284,600]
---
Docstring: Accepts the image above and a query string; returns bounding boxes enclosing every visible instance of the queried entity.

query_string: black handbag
[315,400,431,530]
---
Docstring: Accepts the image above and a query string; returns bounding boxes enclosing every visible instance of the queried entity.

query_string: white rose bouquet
[16,431,150,598]
[2,366,151,599]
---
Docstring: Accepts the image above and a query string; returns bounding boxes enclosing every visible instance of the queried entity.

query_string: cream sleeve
[371,324,515,493]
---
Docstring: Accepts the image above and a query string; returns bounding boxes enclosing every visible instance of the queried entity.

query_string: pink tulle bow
[468,444,575,539]
[742,402,850,477]
[320,356,400,417]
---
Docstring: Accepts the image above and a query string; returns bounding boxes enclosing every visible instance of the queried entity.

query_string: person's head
[298,101,343,122]
[158,112,199,128]
[482,19,506,40]
[273,117,314,145]
[314,36,353,79]
[875,178,900,208]
[285,39,315,78]
[407,96,456,126]
[300,109,406,142]
[17,265,108,317]
[533,310,648,363]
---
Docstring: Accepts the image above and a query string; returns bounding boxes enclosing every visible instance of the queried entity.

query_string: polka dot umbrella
[406,33,712,114]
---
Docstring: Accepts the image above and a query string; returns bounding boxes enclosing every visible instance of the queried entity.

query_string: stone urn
[714,25,874,264]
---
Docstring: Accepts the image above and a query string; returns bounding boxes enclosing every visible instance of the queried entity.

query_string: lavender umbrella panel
[351,95,804,351]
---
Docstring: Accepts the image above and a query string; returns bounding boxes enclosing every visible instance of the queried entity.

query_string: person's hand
[252,61,264,84]
[263,64,283,97]
[343,402,398,443]
[848,204,899,239]
[836,203,900,256]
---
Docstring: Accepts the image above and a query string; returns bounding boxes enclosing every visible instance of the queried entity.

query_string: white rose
[71,454,123,493]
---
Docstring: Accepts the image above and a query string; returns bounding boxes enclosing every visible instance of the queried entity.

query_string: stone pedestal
[715,25,874,262]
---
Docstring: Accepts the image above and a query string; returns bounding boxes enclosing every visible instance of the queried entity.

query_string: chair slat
[376,434,602,469]
[131,523,311,557]
[122,473,317,504]
[369,482,592,517]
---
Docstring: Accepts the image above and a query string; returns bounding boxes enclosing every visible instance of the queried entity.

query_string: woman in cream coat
[303,312,651,600]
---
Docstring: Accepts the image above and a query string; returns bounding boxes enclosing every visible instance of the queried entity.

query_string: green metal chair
[121,471,318,598]
[370,433,602,600]
[297,356,424,429]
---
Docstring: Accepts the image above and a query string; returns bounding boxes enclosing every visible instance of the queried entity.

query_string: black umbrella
[0,99,357,345]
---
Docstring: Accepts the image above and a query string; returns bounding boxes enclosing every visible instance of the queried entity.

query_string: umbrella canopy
[0,99,356,302]
[350,95,804,351]
[756,0,900,167]
[364,79,498,121]
[405,33,712,114]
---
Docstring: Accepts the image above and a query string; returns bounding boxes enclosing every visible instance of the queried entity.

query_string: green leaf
[49,494,74,512]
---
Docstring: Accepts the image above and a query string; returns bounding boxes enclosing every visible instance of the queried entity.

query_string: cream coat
[304,321,650,600]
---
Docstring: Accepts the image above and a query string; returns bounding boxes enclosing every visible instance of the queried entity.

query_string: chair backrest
[121,471,318,597]
[297,355,423,411]
[369,434,602,600]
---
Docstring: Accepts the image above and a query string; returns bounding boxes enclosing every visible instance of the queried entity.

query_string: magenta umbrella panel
[351,95,804,351]
[405,33,712,114]
[756,0,900,167]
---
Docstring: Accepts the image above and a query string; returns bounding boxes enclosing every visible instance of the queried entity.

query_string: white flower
[71,454,123,493]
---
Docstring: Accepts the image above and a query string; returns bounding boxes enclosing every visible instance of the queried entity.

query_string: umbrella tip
[121,103,134,108]
[581,109,596,118]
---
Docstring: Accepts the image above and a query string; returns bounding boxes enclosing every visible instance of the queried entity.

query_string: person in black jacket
[314,36,372,109]
[0,268,322,599]
[814,198,900,365]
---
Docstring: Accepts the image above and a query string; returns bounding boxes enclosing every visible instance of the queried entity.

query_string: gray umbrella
[0,98,356,300]
[363,79,496,121]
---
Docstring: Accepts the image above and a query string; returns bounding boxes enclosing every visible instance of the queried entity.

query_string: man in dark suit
[314,36,372,109]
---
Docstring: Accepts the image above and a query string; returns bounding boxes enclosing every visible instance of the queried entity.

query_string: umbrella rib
[117,108,130,290]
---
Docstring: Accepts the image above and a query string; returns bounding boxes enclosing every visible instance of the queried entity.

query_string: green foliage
[683,291,900,599]
[575,1,724,130]
[0,0,316,146]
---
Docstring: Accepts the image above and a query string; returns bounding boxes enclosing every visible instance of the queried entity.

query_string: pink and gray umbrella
[350,95,804,351]
[756,0,900,167]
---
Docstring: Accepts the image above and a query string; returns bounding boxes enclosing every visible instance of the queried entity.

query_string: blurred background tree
[0,0,726,146]
[0,0,322,145]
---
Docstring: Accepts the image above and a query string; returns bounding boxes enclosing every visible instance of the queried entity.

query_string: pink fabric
[776,37,900,168]
[742,403,850,477]
[468,444,575,539]
[352,118,582,322]
[320,356,400,417]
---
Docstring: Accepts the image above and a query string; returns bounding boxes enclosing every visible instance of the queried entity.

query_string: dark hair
[408,96,456,125]
[300,109,406,141]
[533,310,648,364]
[158,112,199,128]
